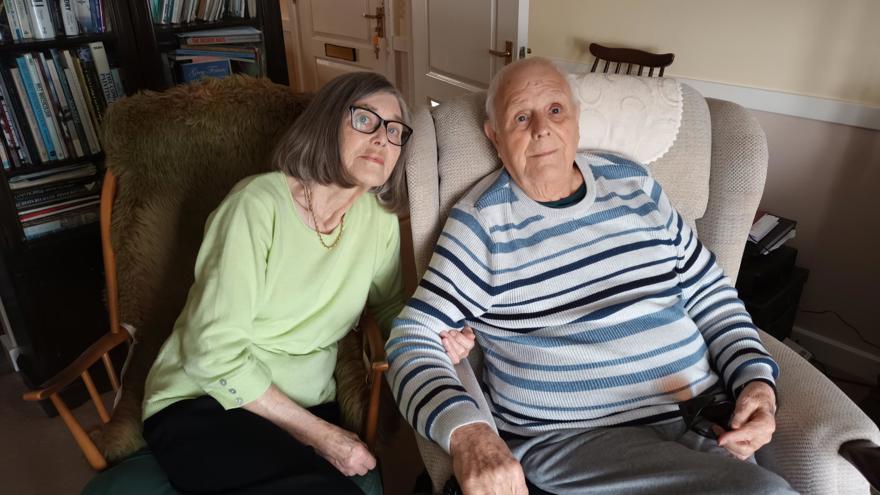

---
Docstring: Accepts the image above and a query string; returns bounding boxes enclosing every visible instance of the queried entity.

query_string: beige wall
[529,0,880,105]
[529,1,880,350]
[754,111,879,349]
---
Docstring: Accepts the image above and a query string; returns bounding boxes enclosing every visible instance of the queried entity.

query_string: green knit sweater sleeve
[177,188,275,409]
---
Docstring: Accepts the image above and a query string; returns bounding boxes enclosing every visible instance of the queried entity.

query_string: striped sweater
[386,152,778,452]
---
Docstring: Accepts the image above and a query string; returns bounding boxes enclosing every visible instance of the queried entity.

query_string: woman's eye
[550,106,562,115]
[388,127,399,136]
[515,114,528,123]
[356,115,370,125]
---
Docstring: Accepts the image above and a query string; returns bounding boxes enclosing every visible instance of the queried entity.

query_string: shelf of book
[0,33,118,54]
[153,16,261,38]
[4,152,103,178]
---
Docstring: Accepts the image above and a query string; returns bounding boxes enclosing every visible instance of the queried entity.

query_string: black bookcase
[0,0,288,412]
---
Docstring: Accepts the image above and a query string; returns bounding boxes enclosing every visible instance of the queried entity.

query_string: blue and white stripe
[386,152,778,452]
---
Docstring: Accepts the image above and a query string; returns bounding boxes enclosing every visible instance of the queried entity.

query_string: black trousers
[143,396,362,494]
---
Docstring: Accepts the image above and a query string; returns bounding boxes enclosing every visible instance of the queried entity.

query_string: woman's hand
[313,423,377,476]
[440,326,477,364]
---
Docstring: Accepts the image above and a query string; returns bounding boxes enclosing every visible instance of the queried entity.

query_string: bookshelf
[0,0,288,413]
[129,0,288,90]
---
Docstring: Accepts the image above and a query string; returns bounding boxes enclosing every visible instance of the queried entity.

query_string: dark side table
[736,245,809,341]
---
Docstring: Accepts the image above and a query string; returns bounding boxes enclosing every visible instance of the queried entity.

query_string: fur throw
[92,75,397,462]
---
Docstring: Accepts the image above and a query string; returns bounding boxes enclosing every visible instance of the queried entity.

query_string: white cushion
[570,73,683,165]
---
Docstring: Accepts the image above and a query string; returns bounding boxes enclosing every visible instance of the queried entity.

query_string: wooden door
[287,0,396,91]
[411,0,529,106]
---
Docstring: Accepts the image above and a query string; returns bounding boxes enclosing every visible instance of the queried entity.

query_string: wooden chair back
[589,42,675,77]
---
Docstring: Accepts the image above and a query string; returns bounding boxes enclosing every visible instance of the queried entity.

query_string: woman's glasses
[349,106,413,146]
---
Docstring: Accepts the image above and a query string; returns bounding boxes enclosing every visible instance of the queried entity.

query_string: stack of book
[1,0,109,42]
[0,41,122,170]
[166,27,263,83]
[9,163,100,240]
[149,0,257,24]
[746,211,797,255]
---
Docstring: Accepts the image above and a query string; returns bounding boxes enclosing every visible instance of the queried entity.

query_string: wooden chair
[589,42,674,77]
[21,76,393,475]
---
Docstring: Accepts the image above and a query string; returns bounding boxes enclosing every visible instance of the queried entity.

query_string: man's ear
[483,120,497,146]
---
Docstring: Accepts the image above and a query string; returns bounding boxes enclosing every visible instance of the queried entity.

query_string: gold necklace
[303,185,345,250]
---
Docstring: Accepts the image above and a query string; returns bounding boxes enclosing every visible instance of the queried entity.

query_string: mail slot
[325,44,357,62]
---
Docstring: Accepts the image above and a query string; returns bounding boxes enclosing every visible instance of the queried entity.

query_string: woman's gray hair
[485,57,577,130]
[273,71,411,213]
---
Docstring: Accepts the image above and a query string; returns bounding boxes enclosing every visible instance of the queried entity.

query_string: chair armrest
[755,330,880,494]
[22,331,130,401]
[360,311,387,372]
[696,97,768,283]
[840,440,880,490]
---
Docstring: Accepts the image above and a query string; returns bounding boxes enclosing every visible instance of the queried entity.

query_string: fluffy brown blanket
[91,75,397,463]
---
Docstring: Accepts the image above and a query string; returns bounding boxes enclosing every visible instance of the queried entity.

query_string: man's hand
[450,422,528,495]
[312,423,377,476]
[441,326,477,364]
[715,381,777,460]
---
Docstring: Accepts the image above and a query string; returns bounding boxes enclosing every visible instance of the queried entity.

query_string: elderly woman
[140,72,469,494]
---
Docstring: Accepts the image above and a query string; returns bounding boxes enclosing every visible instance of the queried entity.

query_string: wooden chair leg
[49,393,107,470]
[364,368,384,450]
[101,353,120,392]
[81,370,110,423]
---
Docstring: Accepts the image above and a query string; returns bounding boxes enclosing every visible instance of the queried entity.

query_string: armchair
[401,75,880,494]
[21,75,394,493]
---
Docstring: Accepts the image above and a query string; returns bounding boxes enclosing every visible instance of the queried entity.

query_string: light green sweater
[143,172,403,420]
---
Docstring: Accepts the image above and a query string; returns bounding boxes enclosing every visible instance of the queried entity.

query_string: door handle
[489,40,513,65]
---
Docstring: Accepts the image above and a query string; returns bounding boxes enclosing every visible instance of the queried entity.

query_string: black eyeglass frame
[348,105,413,146]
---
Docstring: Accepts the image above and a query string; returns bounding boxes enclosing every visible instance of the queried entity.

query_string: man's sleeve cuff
[427,400,495,454]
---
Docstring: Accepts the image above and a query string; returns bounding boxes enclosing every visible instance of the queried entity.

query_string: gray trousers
[505,419,798,495]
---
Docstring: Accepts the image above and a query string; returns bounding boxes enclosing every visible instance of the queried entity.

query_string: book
[74,46,107,123]
[41,51,85,157]
[11,0,34,39]
[18,194,99,221]
[178,26,262,45]
[72,0,96,33]
[25,0,56,39]
[747,211,797,255]
[13,58,58,161]
[59,0,80,35]
[179,58,232,82]
[4,0,25,40]
[8,67,50,162]
[13,177,99,209]
[8,162,96,190]
[88,41,120,104]
[50,48,92,155]
[23,53,68,159]
[61,49,101,148]
[22,203,99,240]
[0,69,32,165]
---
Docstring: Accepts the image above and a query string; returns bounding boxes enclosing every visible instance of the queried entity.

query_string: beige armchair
[401,80,880,494]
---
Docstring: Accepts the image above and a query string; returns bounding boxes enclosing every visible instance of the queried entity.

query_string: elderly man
[386,57,795,494]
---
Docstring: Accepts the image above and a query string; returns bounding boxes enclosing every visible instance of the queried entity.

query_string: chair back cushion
[94,76,309,460]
